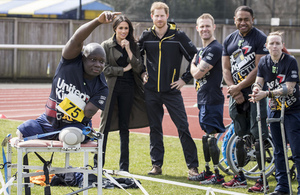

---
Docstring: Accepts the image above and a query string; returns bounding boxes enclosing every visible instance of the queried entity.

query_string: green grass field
[0,119,298,194]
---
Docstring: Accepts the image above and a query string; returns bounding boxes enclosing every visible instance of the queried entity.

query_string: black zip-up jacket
[139,22,197,92]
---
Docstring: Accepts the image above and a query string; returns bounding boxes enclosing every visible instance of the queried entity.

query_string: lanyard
[272,53,284,74]
[238,39,244,49]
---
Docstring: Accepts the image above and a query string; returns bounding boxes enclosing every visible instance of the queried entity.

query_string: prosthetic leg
[202,134,211,172]
[256,101,267,194]
[203,134,220,174]
[236,137,247,172]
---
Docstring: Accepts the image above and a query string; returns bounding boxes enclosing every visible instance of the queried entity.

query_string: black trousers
[144,88,199,169]
[101,80,134,171]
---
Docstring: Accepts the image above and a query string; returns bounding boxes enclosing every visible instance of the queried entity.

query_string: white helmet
[59,127,85,145]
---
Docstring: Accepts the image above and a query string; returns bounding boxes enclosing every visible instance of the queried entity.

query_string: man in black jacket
[139,1,199,176]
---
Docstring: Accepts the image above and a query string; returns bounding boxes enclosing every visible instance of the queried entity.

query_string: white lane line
[111,170,248,195]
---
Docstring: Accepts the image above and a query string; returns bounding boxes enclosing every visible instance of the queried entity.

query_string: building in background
[0,0,114,20]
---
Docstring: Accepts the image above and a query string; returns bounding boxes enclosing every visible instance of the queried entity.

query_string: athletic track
[0,84,231,139]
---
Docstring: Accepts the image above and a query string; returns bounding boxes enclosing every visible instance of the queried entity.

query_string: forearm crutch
[256,100,267,194]
[267,84,292,195]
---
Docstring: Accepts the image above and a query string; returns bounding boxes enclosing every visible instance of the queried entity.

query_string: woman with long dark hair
[98,15,148,172]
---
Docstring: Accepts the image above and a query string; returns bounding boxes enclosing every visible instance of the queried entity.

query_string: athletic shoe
[248,178,269,193]
[200,174,225,185]
[188,170,213,181]
[222,174,247,188]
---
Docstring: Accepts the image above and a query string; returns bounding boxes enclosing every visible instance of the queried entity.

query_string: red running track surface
[0,85,231,139]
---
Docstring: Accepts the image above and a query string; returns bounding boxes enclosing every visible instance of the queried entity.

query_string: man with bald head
[17,11,121,141]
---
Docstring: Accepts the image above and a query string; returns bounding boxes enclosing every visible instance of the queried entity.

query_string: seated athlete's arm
[62,12,121,60]
[84,102,99,119]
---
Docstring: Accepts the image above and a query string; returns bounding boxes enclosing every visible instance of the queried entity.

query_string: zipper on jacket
[157,34,175,92]
[172,69,176,83]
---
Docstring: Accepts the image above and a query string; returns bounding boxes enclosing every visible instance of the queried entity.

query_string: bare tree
[101,0,299,25]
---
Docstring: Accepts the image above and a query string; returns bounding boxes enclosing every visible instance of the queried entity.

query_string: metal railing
[1,44,300,53]
[1,44,300,82]
[0,44,65,50]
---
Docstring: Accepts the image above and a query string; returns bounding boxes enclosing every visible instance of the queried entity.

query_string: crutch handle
[266,118,282,123]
